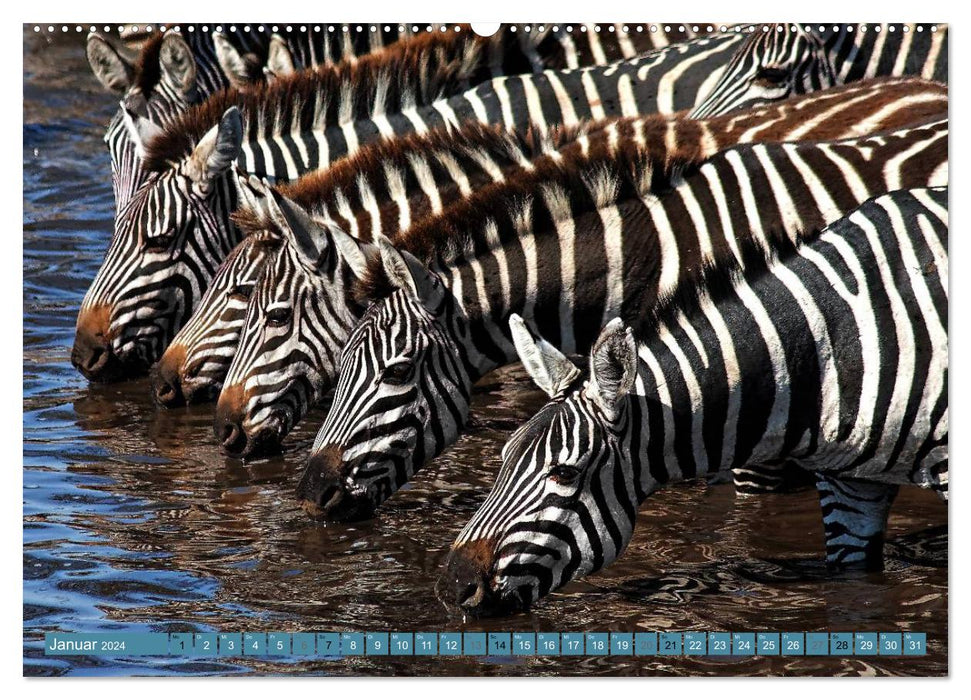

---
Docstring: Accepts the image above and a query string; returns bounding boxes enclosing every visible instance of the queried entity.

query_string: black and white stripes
[299,121,946,520]
[444,186,947,614]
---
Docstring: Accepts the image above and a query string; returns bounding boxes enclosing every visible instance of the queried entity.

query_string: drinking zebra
[72,32,748,383]
[300,119,946,521]
[205,77,946,457]
[689,23,947,118]
[443,186,947,615]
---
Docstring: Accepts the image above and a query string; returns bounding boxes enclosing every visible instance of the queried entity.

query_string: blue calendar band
[43,632,927,658]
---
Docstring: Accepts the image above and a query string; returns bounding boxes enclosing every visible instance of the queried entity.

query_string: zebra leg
[816,475,899,572]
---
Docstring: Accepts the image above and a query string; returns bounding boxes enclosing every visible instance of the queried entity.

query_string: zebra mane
[277,120,598,208]
[229,206,286,247]
[354,133,704,304]
[141,31,486,172]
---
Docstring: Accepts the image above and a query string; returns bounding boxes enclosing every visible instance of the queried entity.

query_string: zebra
[72,32,751,383]
[152,122,589,408]
[298,118,947,521]
[443,186,947,615]
[689,23,947,118]
[209,76,947,457]
[71,30,512,383]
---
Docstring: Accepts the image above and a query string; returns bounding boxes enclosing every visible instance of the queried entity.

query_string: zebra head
[689,25,836,118]
[443,316,639,615]
[72,107,244,383]
[214,193,373,458]
[298,239,470,521]
[152,229,279,407]
[88,32,199,214]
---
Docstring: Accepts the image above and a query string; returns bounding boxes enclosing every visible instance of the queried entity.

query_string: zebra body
[206,77,946,456]
[73,32,752,383]
[300,119,947,521]
[444,186,947,615]
[690,23,947,118]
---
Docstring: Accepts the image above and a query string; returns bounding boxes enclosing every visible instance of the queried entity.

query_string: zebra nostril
[87,347,106,370]
[219,421,248,456]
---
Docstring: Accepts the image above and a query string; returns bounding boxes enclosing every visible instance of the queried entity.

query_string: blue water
[22,28,948,677]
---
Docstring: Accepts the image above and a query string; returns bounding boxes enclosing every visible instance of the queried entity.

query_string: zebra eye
[229,284,255,301]
[266,307,292,327]
[754,66,790,86]
[144,233,175,252]
[382,360,413,385]
[548,463,583,485]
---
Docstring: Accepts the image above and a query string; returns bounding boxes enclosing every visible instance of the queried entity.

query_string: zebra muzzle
[297,447,376,522]
[440,538,519,617]
[152,346,186,407]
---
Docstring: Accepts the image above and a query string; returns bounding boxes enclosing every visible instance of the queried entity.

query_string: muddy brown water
[23,28,947,676]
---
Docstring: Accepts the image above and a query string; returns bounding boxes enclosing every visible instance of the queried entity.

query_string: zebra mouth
[299,481,376,522]
[224,412,289,459]
[442,577,527,619]
[72,342,150,383]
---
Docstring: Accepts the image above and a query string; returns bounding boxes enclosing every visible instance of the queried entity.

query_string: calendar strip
[43,632,926,658]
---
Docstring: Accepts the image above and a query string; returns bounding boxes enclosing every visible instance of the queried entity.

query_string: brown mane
[141,30,486,172]
[276,120,599,208]
[133,33,166,96]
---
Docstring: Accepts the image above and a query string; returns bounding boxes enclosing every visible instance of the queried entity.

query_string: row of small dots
[31,24,941,35]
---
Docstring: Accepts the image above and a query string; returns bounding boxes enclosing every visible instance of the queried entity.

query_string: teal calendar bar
[42,631,928,658]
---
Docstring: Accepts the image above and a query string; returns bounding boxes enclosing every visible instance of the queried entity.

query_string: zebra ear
[330,227,372,279]
[509,314,580,399]
[122,104,164,158]
[265,191,329,265]
[213,32,254,88]
[86,34,133,93]
[266,35,297,78]
[188,108,243,187]
[377,239,445,310]
[159,32,197,96]
[587,318,638,414]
